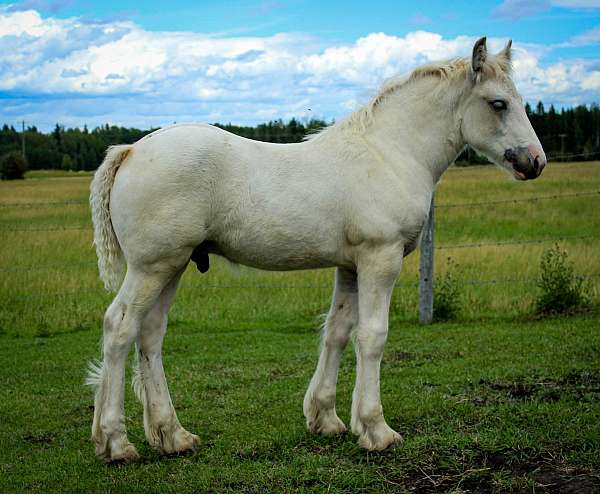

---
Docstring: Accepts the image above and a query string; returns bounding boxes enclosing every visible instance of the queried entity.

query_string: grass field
[1,162,599,492]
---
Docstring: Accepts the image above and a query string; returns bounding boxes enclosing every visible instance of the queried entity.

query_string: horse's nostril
[533,156,539,171]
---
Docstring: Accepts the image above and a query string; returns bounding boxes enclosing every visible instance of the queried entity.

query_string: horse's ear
[472,36,487,73]
[499,39,512,61]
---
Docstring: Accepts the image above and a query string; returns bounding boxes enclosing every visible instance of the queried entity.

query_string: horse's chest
[347,199,429,255]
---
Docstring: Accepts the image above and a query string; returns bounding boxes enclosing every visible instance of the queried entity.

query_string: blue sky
[1,0,599,130]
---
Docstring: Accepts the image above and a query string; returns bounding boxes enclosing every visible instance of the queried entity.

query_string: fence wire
[4,273,600,303]
[436,234,598,250]
[0,199,87,208]
[1,190,598,232]
[0,225,90,232]
[547,151,600,160]
[0,232,596,274]
[435,190,600,209]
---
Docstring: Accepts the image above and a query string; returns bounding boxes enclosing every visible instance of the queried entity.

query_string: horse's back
[109,124,232,264]
[109,123,347,269]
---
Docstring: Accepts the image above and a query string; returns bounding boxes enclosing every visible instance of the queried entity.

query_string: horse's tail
[90,145,132,292]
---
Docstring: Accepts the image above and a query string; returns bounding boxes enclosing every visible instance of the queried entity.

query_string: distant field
[1,161,598,338]
[0,162,599,492]
[24,169,95,179]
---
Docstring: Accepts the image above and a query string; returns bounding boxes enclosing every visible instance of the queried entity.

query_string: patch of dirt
[396,447,600,493]
[387,351,419,361]
[481,449,600,494]
[533,467,600,494]
[467,370,600,405]
[22,432,54,444]
[384,350,464,367]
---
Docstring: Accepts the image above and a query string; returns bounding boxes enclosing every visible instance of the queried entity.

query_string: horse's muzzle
[504,146,546,180]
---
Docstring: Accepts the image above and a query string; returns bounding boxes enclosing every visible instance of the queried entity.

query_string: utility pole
[558,133,566,161]
[419,195,435,324]
[21,120,26,161]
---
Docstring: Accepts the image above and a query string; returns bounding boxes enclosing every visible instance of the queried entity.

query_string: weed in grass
[433,257,463,322]
[34,317,52,338]
[535,244,591,316]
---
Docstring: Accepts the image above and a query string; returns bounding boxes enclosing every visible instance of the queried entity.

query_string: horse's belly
[209,222,343,271]
[212,240,339,271]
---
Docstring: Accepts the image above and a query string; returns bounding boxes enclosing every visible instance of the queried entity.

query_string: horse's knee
[325,303,356,348]
[139,304,168,351]
[103,303,140,354]
[325,325,351,349]
[103,302,125,334]
[356,323,388,359]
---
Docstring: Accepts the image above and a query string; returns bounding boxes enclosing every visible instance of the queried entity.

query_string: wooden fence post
[419,194,435,324]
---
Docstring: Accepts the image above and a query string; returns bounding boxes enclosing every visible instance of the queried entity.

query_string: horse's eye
[490,100,507,112]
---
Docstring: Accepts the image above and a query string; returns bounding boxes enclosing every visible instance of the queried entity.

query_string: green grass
[1,317,599,492]
[0,163,599,492]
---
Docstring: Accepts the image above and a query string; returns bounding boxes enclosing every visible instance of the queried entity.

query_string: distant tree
[1,105,598,171]
[0,151,28,180]
[61,154,75,171]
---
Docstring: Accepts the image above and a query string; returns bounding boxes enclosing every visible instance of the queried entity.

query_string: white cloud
[553,0,600,7]
[560,24,600,46]
[492,0,599,20]
[581,71,600,90]
[0,8,598,130]
[492,0,551,20]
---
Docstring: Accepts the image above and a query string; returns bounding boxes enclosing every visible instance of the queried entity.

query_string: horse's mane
[309,53,512,139]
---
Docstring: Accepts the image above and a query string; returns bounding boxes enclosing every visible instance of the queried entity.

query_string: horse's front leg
[304,268,357,435]
[351,244,403,450]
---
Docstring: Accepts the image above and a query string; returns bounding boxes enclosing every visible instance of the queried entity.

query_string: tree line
[1,102,599,173]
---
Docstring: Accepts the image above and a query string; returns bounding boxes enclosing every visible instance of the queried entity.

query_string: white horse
[87,37,546,463]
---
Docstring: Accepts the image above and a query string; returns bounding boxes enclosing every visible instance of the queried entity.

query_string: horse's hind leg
[133,269,200,455]
[89,264,180,463]
[303,268,357,435]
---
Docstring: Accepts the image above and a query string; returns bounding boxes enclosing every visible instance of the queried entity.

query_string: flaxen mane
[312,53,512,137]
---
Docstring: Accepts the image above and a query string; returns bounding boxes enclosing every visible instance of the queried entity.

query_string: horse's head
[460,37,546,180]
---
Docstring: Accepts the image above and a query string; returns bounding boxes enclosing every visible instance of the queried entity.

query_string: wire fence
[0,233,597,274]
[1,178,598,307]
[0,199,88,208]
[4,272,600,304]
[435,190,600,209]
[546,151,600,160]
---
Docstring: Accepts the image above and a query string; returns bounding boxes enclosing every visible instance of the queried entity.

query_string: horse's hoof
[105,444,140,464]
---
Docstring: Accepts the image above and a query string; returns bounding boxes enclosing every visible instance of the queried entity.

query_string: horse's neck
[368,78,466,184]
